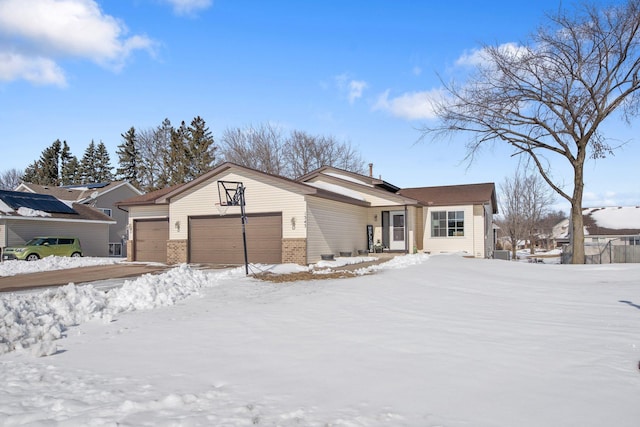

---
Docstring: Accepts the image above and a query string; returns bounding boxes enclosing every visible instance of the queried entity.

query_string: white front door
[389,211,405,251]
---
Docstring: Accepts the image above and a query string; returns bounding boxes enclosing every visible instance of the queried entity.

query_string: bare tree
[219,123,366,179]
[219,123,285,176]
[499,170,555,259]
[0,168,23,190]
[423,1,640,263]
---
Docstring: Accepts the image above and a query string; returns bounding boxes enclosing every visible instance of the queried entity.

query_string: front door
[389,211,406,251]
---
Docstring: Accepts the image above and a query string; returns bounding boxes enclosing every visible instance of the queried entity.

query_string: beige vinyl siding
[471,204,492,258]
[0,223,5,247]
[127,205,169,231]
[423,205,475,255]
[3,219,110,257]
[306,196,368,262]
[170,170,307,241]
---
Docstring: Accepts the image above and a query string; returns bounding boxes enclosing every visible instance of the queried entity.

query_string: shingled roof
[398,183,498,213]
[583,206,640,236]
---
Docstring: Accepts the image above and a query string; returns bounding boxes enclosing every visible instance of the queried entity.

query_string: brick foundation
[167,240,188,264]
[282,238,307,265]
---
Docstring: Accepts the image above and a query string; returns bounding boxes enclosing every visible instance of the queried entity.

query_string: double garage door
[189,213,282,265]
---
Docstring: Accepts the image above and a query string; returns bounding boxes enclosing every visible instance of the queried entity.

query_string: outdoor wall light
[291,217,296,230]
[374,214,378,221]
[174,220,180,231]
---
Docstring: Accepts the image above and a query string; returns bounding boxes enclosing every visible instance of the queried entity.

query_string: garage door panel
[189,213,282,264]
[134,219,169,263]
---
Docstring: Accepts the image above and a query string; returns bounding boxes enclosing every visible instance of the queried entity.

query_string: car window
[58,238,73,245]
[45,238,58,245]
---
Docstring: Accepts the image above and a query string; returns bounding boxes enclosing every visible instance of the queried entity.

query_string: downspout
[404,204,409,254]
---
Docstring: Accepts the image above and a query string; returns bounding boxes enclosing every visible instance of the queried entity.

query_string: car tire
[26,254,40,261]
[71,252,82,258]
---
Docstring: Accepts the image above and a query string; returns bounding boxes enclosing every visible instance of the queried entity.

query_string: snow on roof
[16,207,51,217]
[304,181,367,201]
[583,206,640,236]
[324,171,374,187]
[0,199,14,214]
[585,206,640,230]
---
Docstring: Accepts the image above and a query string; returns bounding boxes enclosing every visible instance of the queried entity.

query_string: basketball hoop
[215,202,229,216]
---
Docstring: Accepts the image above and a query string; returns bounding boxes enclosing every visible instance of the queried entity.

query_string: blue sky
[1,0,639,211]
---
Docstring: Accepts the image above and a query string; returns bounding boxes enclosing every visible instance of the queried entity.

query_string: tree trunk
[570,161,585,264]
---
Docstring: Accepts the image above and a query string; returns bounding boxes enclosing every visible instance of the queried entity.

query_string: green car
[2,237,83,261]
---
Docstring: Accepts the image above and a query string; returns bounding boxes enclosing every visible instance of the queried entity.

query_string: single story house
[15,181,143,257]
[554,206,640,263]
[0,189,115,257]
[116,163,497,265]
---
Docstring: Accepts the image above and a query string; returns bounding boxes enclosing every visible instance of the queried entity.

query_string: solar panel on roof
[0,190,77,214]
[61,182,109,189]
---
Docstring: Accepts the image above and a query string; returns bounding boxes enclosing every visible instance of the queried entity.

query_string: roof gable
[298,166,400,193]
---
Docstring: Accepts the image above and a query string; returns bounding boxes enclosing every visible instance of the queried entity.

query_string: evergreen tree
[60,141,80,185]
[164,121,190,185]
[155,118,174,188]
[80,140,97,183]
[95,141,114,182]
[38,139,61,185]
[116,127,140,185]
[186,116,216,180]
[22,161,41,184]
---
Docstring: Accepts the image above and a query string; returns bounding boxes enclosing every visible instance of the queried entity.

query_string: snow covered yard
[1,254,639,426]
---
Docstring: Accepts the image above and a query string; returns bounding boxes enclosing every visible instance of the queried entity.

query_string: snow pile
[0,264,224,356]
[315,255,377,269]
[0,256,123,277]
[1,255,639,426]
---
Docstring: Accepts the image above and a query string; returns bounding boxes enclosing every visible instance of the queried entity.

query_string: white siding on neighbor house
[169,170,307,241]
[423,205,476,256]
[2,219,110,257]
[92,185,139,251]
[0,223,5,247]
[306,196,368,262]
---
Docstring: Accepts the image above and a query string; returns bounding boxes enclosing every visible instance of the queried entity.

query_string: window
[626,236,640,246]
[99,208,112,217]
[109,243,122,256]
[431,210,464,237]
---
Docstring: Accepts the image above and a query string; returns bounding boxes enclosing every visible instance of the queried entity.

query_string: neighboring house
[0,190,115,257]
[116,163,497,265]
[15,181,143,257]
[554,206,640,263]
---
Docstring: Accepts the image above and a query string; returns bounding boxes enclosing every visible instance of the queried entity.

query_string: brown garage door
[189,213,282,264]
[134,219,169,263]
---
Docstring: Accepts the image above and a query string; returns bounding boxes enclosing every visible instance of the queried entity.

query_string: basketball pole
[237,184,249,275]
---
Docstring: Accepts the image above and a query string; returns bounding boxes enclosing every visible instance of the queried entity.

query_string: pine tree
[116,127,140,185]
[60,141,80,185]
[187,116,216,180]
[155,118,174,188]
[164,121,190,185]
[80,140,97,184]
[95,141,114,182]
[22,161,41,184]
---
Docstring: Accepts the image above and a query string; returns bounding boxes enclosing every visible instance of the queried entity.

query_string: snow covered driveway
[1,254,639,426]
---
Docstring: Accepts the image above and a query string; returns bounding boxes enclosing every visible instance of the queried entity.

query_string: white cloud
[455,42,529,67]
[373,88,445,121]
[164,0,212,16]
[0,52,66,86]
[335,74,368,104]
[0,0,155,85]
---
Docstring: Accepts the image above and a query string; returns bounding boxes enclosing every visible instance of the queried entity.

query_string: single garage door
[134,219,169,263]
[189,213,282,264]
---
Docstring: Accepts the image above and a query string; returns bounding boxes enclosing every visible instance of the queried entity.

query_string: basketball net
[215,202,229,216]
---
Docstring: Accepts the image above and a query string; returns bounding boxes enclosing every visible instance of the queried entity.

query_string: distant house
[0,190,115,257]
[554,206,640,263]
[15,181,143,257]
[116,162,498,265]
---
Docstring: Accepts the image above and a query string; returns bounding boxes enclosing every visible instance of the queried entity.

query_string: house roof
[398,183,498,213]
[0,190,114,222]
[115,163,371,208]
[16,181,143,203]
[297,165,400,193]
[583,206,640,236]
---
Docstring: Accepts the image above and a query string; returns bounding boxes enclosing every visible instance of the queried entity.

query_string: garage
[189,213,282,264]
[134,219,169,263]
